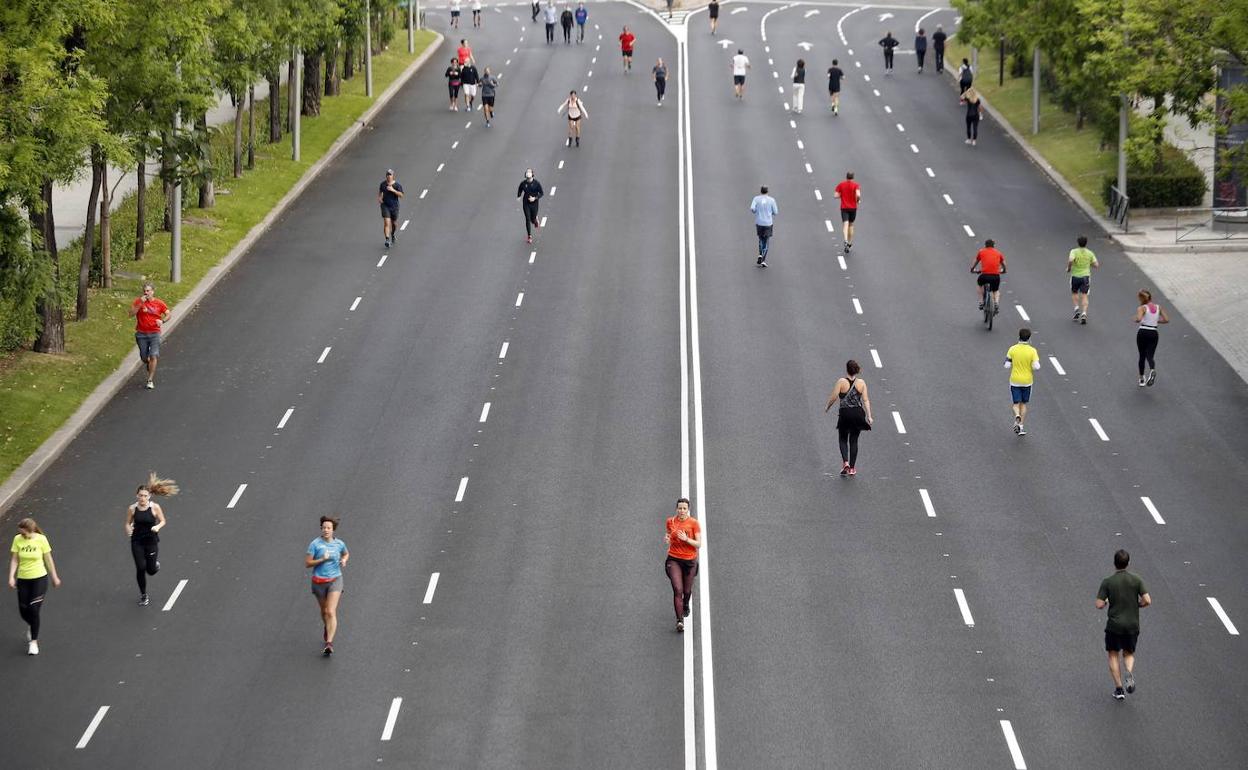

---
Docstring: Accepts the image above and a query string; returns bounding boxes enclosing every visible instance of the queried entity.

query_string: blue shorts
[1010,385,1032,404]
[135,332,161,362]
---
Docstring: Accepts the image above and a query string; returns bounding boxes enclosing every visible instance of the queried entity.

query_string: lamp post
[171,61,182,283]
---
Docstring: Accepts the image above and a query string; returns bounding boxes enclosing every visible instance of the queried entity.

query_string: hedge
[1102,146,1207,208]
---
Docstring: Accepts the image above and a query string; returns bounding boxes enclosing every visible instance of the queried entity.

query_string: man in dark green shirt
[1096,549,1152,700]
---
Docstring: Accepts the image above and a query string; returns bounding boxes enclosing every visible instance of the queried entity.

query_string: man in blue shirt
[574,2,588,44]
[750,185,779,267]
[377,169,404,248]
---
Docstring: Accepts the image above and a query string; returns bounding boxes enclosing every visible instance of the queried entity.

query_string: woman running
[708,0,720,34]
[9,518,62,655]
[1134,289,1169,387]
[664,498,701,633]
[824,359,874,476]
[652,58,668,107]
[964,87,983,146]
[306,515,349,656]
[125,473,177,606]
[517,168,544,243]
[445,58,462,111]
[557,91,588,147]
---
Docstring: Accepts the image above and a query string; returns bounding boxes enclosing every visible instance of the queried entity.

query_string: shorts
[380,204,399,221]
[482,95,495,106]
[1070,275,1091,294]
[451,10,460,17]
[135,332,161,361]
[977,273,1001,291]
[1009,385,1032,404]
[462,83,478,98]
[733,75,746,85]
[756,224,773,240]
[622,49,633,57]
[829,85,841,94]
[840,208,857,223]
[709,6,719,18]
[567,114,583,122]
[311,576,343,598]
[1105,630,1138,653]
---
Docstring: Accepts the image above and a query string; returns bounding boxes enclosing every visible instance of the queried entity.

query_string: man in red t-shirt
[128,282,170,389]
[970,238,1007,310]
[619,26,635,72]
[833,170,862,251]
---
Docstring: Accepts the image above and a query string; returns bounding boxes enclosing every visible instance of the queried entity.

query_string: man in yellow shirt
[1005,327,1041,435]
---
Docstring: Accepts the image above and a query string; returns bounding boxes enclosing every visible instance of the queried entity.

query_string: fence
[1107,186,1130,233]
[1174,207,1248,243]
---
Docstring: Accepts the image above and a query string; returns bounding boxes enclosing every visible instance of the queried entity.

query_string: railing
[1107,186,1130,232]
[1175,207,1248,243]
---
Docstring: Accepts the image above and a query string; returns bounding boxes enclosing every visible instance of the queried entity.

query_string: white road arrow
[878,12,895,22]
[718,38,735,49]
[804,9,820,17]
[797,41,813,50]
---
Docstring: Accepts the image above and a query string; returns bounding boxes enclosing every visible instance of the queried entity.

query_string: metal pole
[408,0,414,53]
[1117,94,1128,197]
[365,0,374,98]
[292,48,302,162]
[998,34,1005,87]
[1032,47,1040,134]
[171,61,181,283]
[971,47,978,74]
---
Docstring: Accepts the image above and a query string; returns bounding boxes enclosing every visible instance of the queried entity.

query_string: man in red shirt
[619,26,635,73]
[970,239,1007,311]
[833,171,862,251]
[128,282,170,389]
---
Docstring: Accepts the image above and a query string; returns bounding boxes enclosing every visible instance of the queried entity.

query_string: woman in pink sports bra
[1133,289,1169,387]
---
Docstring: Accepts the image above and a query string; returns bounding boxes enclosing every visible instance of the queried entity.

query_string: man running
[128,282,170,389]
[460,59,480,112]
[480,67,498,127]
[971,238,1005,311]
[708,0,720,35]
[827,59,844,114]
[878,31,899,74]
[543,0,558,44]
[932,25,947,72]
[1004,327,1040,435]
[575,2,588,43]
[471,0,483,28]
[731,48,750,99]
[1096,549,1151,700]
[750,185,778,267]
[560,4,574,44]
[833,171,861,251]
[619,26,636,72]
[450,0,462,28]
[664,498,701,633]
[517,168,544,244]
[377,169,404,248]
[1066,234,1099,324]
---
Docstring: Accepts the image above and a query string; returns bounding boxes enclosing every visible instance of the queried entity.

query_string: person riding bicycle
[971,239,1006,313]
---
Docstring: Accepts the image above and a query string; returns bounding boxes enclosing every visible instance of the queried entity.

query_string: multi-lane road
[3,2,1246,768]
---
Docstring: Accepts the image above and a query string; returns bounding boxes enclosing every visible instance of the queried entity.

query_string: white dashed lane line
[76,706,110,749]
[837,255,847,270]
[276,408,294,430]
[540,216,548,227]
[162,579,189,612]
[550,185,557,197]
[825,219,834,233]
[420,189,428,199]
[423,572,441,604]
[499,341,509,359]
[400,219,409,231]
[1140,496,1164,524]
[925,167,934,177]
[852,297,863,314]
[870,348,882,368]
[814,189,822,200]
[962,224,975,237]
[804,163,813,174]
[1208,598,1240,635]
[226,484,247,509]
[873,88,880,96]
[892,411,906,434]
[455,477,469,503]
[436,163,444,173]
[1015,305,1030,321]
[451,140,459,149]
[317,346,331,364]
[919,488,936,518]
[790,119,797,128]
[1000,720,1027,769]
[943,193,954,205]
[479,402,491,423]
[1089,418,1110,442]
[896,123,905,132]
[953,588,975,627]
[377,254,388,268]
[797,140,805,150]
[380,698,403,741]
[350,297,361,311]
[1048,356,1065,375]
[558,160,565,169]
[910,144,919,153]
[529,251,536,264]
[884,105,892,113]
[515,292,524,308]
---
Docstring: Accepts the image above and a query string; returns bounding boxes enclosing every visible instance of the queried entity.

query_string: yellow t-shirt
[1006,342,1040,386]
[11,533,51,579]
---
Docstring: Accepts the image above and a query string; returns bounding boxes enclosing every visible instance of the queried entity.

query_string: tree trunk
[247,84,256,169]
[287,58,297,131]
[268,70,282,143]
[233,90,244,178]
[135,147,146,260]
[197,113,215,208]
[100,164,112,288]
[31,180,65,354]
[78,146,104,320]
[343,43,355,80]
[161,132,174,231]
[302,49,323,117]
[325,40,341,96]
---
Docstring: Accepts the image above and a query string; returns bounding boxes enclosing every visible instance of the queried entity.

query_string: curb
[0,33,445,518]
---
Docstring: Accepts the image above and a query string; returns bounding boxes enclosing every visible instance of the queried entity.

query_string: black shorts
[829,85,841,94]
[381,204,399,221]
[977,273,1001,291]
[482,95,495,106]
[1105,630,1138,653]
[840,208,857,223]
[733,75,746,86]
[451,10,460,17]
[709,6,719,18]
[1070,275,1091,294]
[756,224,773,240]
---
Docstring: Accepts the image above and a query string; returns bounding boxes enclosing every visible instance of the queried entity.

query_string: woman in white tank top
[1133,289,1169,387]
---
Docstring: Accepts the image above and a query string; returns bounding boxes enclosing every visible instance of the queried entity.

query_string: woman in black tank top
[125,474,177,605]
[824,359,874,476]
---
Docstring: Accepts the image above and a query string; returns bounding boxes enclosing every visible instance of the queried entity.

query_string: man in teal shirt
[1066,234,1099,323]
[1096,549,1151,700]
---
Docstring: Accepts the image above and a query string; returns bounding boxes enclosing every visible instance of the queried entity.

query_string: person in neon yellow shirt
[8,517,62,655]
[1005,327,1041,435]
[1066,234,1099,324]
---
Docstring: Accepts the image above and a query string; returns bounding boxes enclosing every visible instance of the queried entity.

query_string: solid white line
[915,8,940,34]
[76,706,110,749]
[884,105,892,113]
[380,697,402,741]
[317,346,331,364]
[515,292,524,307]
[814,189,822,200]
[1140,496,1165,525]
[1089,418,1110,441]
[423,572,440,604]
[400,219,409,231]
[540,215,548,227]
[376,254,388,267]
[910,144,919,153]
[919,489,936,518]
[953,588,975,627]
[162,579,188,612]
[837,255,847,270]
[925,167,934,177]
[550,185,557,196]
[276,408,294,430]
[529,251,536,264]
[805,163,813,174]
[962,224,975,237]
[1015,305,1030,321]
[436,163,444,172]
[896,123,905,132]
[870,348,882,368]
[451,140,459,149]
[852,297,863,314]
[479,402,491,423]
[892,411,906,434]
[350,296,361,311]
[836,6,864,45]
[825,219,834,233]
[1048,356,1065,375]
[499,341,509,359]
[1208,597,1240,635]
[1000,720,1027,769]
[226,484,247,509]
[943,193,954,205]
[455,477,468,502]
[420,188,428,199]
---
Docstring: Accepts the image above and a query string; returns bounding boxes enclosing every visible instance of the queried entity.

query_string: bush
[1102,145,1206,208]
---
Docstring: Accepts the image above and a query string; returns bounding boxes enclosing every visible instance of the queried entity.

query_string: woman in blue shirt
[306,516,349,656]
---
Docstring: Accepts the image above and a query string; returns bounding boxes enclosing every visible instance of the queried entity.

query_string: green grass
[0,32,436,485]
[947,41,1117,209]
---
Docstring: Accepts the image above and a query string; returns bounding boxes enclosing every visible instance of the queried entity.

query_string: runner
[833,171,861,251]
[445,58,462,111]
[708,0,720,35]
[915,28,928,73]
[824,360,874,477]
[665,0,674,19]
[878,31,899,74]
[124,473,177,606]
[1004,327,1041,435]
[971,238,1005,311]
[377,169,404,248]
[450,0,462,28]
[557,90,588,146]
[1134,289,1169,386]
[128,281,170,390]
[1096,549,1151,700]
[543,0,558,44]
[749,185,778,267]
[1066,234,1099,324]
[480,67,498,127]
[560,4,574,44]
[653,58,668,107]
[791,58,806,114]
[460,59,480,112]
[664,498,701,633]
[471,0,483,28]
[306,516,348,656]
[932,25,947,72]
[8,518,61,656]
[619,26,635,72]
[827,59,844,114]
[517,168,544,244]
[575,2,588,43]
[456,39,474,65]
[731,48,750,99]
[964,87,983,146]
[958,58,974,95]
[531,0,540,23]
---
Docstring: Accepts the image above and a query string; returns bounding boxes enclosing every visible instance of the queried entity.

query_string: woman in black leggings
[1133,289,1169,387]
[125,473,177,606]
[825,359,874,477]
[8,517,62,655]
[516,168,544,244]
[964,88,983,145]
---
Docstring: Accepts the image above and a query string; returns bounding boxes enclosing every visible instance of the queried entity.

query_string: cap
[385,168,394,175]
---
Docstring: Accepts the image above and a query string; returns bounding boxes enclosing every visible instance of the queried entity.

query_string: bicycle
[971,268,1002,330]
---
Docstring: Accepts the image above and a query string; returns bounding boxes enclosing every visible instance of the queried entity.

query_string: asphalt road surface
[2,3,1246,769]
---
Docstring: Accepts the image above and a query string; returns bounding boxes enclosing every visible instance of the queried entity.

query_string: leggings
[966,116,980,140]
[545,23,555,43]
[1137,329,1159,376]
[16,576,48,641]
[562,22,572,43]
[916,50,926,69]
[131,537,160,593]
[522,200,540,236]
[656,78,667,101]
[664,557,697,621]
[838,426,861,466]
[883,49,894,69]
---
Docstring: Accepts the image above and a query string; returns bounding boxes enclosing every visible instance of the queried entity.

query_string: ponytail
[139,472,180,497]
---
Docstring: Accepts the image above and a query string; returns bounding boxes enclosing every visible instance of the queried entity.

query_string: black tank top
[132,505,157,541]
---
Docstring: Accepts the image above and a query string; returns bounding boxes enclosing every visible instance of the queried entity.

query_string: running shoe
[676,621,684,633]
[1146,370,1156,387]
[756,256,764,266]
[575,137,580,146]
[139,594,150,606]
[844,242,851,252]
[1073,309,1082,321]
[1113,687,1125,700]
[840,462,850,476]
[28,640,38,656]
[847,466,857,476]
[978,302,985,311]
[526,235,533,244]
[965,139,972,144]
[1017,426,1027,436]
[1080,312,1088,325]
[566,137,572,147]
[1125,672,1136,694]
[759,261,768,268]
[323,642,334,656]
[145,381,155,390]
[1138,377,1146,387]
[684,601,691,618]
[384,238,390,248]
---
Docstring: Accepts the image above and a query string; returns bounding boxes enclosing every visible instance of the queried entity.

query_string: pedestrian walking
[124,473,177,606]
[129,282,170,390]
[1066,234,1099,324]
[1096,549,1151,700]
[749,185,778,267]
[450,0,462,28]
[915,29,928,72]
[531,0,541,23]
[471,0,483,28]
[827,59,844,114]
[544,0,558,44]
[517,168,544,243]
[1005,327,1041,435]
[964,87,983,145]
[560,5,574,44]
[480,67,498,126]
[958,58,973,95]
[653,58,668,106]
[1133,289,1169,387]
[665,0,674,19]
[664,498,701,633]
[460,60,480,112]
[619,26,636,72]
[731,48,750,99]
[575,2,588,43]
[557,90,588,146]
[445,58,462,111]
[824,360,874,477]
[833,171,861,251]
[377,169,404,248]
[708,0,719,34]
[878,31,899,74]
[8,518,61,656]
[932,25,947,72]
[306,516,349,656]
[791,58,807,113]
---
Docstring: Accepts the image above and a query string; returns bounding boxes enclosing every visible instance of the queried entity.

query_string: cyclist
[971,239,1006,313]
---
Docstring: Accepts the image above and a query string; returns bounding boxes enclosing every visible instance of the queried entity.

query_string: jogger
[664,498,701,633]
[125,473,177,605]
[9,518,61,656]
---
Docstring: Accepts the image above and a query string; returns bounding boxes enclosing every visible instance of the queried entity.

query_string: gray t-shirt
[480,75,497,98]
[653,64,667,81]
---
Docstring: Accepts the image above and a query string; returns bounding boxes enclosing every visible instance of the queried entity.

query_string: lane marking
[872,88,880,96]
[420,189,428,199]
[953,588,975,627]
[376,254,388,267]
[317,346,331,364]
[731,6,747,13]
[863,73,871,82]
[515,292,524,307]
[1140,496,1165,525]
[805,163,813,174]
[884,105,892,113]
[925,167,934,177]
[276,408,294,430]
[1015,305,1030,321]
[436,163,444,173]
[381,697,403,741]
[76,706,110,749]
[892,411,906,434]
[790,119,796,129]
[837,255,847,270]
[1089,418,1110,442]
[558,160,565,169]
[915,8,941,34]
[451,140,459,149]
[400,219,409,231]
[587,70,593,78]
[162,579,188,612]
[1000,720,1027,769]
[540,215,548,227]
[825,219,834,233]
[1048,356,1065,375]
[943,193,954,205]
[226,484,247,509]
[962,224,975,237]
[805,9,820,17]
[550,185,557,196]
[919,489,936,518]
[910,144,919,153]
[479,402,491,423]
[423,572,441,604]
[814,189,822,201]
[836,6,864,45]
[529,251,536,264]
[797,140,804,150]
[1208,597,1240,635]
[896,123,905,132]
[350,297,361,311]
[499,341,509,359]
[455,477,468,502]
[870,348,882,368]
[852,297,863,314]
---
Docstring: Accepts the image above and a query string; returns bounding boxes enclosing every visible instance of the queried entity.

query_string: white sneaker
[145,380,155,389]
[28,640,39,655]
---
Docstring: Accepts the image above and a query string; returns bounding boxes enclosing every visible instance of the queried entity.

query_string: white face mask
[525,171,533,180]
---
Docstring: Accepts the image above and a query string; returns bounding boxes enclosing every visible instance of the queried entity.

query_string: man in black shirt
[878,31,899,74]
[516,169,544,244]
[560,5,574,44]
[460,61,480,112]
[932,25,947,73]
[827,59,844,115]
[377,169,404,248]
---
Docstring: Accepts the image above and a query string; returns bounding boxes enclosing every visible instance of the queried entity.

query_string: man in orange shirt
[970,238,1007,312]
[128,282,171,390]
[833,171,862,251]
[664,498,702,633]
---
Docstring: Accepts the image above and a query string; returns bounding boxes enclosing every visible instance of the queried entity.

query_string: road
[2,3,1246,769]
